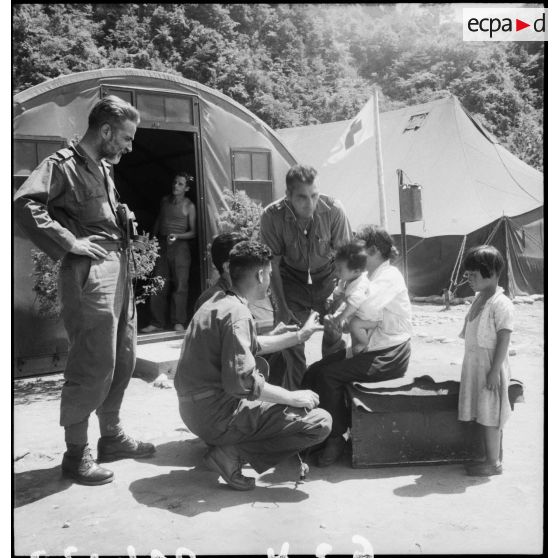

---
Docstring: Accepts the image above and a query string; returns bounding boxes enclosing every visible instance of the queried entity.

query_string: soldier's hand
[298,310,324,342]
[69,235,109,259]
[289,389,320,409]
[269,322,299,336]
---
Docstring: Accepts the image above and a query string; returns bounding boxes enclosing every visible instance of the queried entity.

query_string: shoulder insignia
[265,198,285,213]
[50,147,74,162]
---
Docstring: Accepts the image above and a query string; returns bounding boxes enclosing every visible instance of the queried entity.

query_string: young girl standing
[458,245,514,476]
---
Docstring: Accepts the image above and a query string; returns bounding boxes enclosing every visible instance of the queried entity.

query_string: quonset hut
[13,68,297,377]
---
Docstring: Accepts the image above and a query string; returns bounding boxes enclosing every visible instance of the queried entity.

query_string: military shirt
[174,290,265,403]
[193,275,231,313]
[14,145,122,260]
[260,194,352,275]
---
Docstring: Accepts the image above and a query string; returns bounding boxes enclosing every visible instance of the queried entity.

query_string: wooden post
[397,169,408,286]
[373,87,387,230]
[401,221,408,286]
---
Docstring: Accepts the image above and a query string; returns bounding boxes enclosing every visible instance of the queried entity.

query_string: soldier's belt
[95,239,128,251]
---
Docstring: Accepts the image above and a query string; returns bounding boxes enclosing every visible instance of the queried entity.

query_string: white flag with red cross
[326,97,375,165]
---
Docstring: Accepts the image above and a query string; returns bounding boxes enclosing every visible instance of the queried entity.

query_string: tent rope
[484,217,502,245]
[493,145,542,203]
[448,235,467,295]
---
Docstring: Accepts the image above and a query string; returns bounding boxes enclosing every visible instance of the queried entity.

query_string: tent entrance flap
[113,128,202,331]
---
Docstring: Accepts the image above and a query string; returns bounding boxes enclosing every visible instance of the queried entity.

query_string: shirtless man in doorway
[141,172,196,332]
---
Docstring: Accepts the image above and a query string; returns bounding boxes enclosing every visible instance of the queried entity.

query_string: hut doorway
[114,127,203,332]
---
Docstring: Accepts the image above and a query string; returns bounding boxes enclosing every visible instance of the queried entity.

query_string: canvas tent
[276,95,544,297]
[13,68,297,376]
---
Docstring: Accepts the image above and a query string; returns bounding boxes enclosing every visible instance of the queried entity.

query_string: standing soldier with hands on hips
[14,95,155,486]
[260,164,353,389]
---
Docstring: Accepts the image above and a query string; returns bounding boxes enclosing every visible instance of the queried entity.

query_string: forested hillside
[12,3,544,170]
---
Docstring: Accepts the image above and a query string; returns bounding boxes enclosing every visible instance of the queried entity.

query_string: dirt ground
[13,301,544,557]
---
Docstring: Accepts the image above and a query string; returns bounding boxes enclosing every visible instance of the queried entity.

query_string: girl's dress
[458,286,514,428]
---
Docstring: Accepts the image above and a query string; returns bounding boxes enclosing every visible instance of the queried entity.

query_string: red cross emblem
[345,119,363,149]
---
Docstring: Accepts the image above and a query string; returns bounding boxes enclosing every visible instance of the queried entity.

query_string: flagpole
[373,86,388,229]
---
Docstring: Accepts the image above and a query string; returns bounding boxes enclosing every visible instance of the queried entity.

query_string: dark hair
[210,232,249,274]
[286,164,318,192]
[463,245,504,278]
[88,95,140,130]
[357,225,398,260]
[335,240,368,271]
[174,171,193,183]
[229,241,273,284]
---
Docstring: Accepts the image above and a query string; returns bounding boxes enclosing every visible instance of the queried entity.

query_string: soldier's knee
[307,408,332,441]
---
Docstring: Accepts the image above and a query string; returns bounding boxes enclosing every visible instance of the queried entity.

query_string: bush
[31,233,163,319]
[216,188,263,241]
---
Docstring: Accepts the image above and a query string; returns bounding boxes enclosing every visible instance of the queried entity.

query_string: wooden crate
[348,379,484,468]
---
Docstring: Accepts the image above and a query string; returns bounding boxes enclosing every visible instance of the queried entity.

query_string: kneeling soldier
[175,241,332,490]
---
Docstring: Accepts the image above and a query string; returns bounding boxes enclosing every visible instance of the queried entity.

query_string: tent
[13,68,297,376]
[276,95,544,297]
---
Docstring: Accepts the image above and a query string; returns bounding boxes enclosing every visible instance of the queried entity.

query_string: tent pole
[373,87,388,229]
[401,221,408,286]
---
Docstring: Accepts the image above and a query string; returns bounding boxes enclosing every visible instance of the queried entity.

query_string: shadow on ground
[138,438,208,468]
[14,377,64,405]
[392,469,489,497]
[129,468,309,518]
[261,452,490,496]
[14,465,72,507]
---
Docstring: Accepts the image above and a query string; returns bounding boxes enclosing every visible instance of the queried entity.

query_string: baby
[326,240,378,355]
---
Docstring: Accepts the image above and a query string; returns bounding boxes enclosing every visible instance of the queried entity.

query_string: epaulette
[265,197,286,213]
[50,147,74,162]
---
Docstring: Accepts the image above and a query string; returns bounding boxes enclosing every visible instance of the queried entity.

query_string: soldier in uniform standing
[260,164,353,389]
[14,95,155,486]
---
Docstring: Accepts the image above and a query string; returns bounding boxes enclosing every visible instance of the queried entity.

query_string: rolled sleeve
[14,160,77,260]
[221,317,265,400]
[330,200,352,249]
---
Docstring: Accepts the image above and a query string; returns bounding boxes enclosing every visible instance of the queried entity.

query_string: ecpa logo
[463,8,547,42]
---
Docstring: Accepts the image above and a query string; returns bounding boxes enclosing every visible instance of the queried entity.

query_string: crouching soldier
[175,241,332,490]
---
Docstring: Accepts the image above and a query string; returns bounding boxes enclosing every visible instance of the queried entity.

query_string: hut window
[403,112,429,133]
[104,88,133,106]
[136,92,193,125]
[231,149,273,207]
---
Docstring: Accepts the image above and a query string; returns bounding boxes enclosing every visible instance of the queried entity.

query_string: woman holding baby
[302,225,412,467]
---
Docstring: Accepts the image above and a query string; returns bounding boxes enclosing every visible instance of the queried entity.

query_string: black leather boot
[62,444,114,486]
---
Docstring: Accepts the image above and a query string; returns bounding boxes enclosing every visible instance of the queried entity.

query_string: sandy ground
[13,301,544,556]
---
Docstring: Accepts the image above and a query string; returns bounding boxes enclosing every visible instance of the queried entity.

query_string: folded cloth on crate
[349,374,524,412]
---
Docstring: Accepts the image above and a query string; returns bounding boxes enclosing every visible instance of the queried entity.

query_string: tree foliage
[13,3,544,170]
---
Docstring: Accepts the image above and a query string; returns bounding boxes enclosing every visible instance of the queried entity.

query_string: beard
[100,138,122,164]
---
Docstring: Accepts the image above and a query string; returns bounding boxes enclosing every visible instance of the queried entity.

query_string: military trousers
[150,239,191,327]
[178,397,332,474]
[280,263,345,389]
[58,251,136,444]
